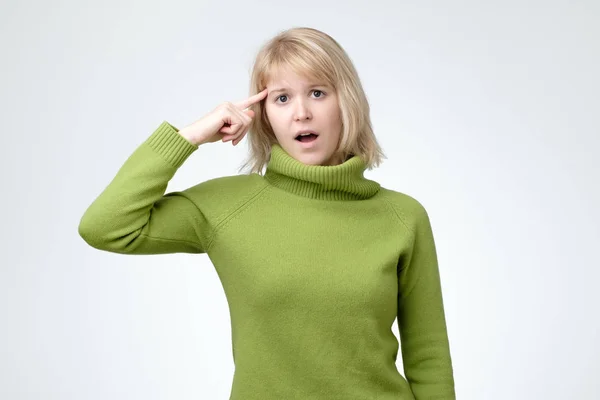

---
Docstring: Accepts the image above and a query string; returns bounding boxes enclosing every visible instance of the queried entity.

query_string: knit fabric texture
[79,121,456,399]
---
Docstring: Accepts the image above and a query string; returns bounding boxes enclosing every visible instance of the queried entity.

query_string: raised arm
[78,89,269,255]
[78,122,210,254]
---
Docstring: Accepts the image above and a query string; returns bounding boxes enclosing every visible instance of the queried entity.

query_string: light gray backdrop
[1,0,598,399]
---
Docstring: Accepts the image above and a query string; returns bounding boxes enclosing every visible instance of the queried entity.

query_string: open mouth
[295,132,319,143]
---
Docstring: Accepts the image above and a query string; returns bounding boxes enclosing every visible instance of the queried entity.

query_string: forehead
[265,66,323,88]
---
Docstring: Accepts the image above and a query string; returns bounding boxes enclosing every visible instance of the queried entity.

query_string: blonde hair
[238,27,386,175]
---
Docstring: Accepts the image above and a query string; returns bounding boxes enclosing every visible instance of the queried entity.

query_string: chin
[278,141,337,166]
[295,152,335,166]
[297,157,324,166]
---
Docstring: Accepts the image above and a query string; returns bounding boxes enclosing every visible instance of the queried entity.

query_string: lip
[296,135,319,147]
[294,130,320,147]
[296,129,319,136]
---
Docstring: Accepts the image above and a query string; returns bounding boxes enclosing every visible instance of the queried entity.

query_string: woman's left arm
[397,203,456,399]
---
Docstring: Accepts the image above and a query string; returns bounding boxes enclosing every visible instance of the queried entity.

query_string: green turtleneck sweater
[78,121,455,399]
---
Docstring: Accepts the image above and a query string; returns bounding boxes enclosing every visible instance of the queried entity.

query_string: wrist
[178,128,200,146]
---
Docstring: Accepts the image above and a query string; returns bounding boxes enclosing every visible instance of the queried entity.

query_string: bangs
[261,45,336,89]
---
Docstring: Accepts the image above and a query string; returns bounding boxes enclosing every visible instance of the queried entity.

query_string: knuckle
[218,102,232,111]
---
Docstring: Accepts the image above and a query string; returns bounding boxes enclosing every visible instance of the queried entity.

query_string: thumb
[243,109,255,119]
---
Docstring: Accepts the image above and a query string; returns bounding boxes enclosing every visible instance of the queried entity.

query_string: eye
[274,90,326,104]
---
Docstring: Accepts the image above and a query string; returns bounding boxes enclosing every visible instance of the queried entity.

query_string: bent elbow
[78,213,108,250]
[78,212,144,254]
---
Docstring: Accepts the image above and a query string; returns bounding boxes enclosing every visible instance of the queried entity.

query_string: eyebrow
[269,84,328,95]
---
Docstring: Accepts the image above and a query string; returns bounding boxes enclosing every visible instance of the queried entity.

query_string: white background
[1,0,598,399]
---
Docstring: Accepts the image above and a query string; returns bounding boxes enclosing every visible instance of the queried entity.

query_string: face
[264,67,344,166]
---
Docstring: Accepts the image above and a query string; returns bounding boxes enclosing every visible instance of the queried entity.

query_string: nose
[293,99,312,121]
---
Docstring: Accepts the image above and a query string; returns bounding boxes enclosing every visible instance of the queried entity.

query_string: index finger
[235,88,269,110]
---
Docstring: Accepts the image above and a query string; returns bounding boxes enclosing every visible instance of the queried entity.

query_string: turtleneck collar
[263,143,380,201]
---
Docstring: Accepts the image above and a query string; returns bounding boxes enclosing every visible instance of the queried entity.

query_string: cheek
[264,108,286,135]
[325,105,342,128]
[267,109,288,128]
[264,107,275,126]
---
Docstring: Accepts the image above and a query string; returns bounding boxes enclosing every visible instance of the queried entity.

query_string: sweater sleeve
[78,121,212,255]
[397,204,456,399]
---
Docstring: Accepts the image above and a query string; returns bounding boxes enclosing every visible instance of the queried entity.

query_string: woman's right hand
[178,88,268,147]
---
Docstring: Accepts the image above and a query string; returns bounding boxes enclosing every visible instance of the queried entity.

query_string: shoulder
[184,172,267,197]
[174,173,270,219]
[377,186,432,232]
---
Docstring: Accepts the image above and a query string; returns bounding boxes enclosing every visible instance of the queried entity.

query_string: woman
[79,27,456,399]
